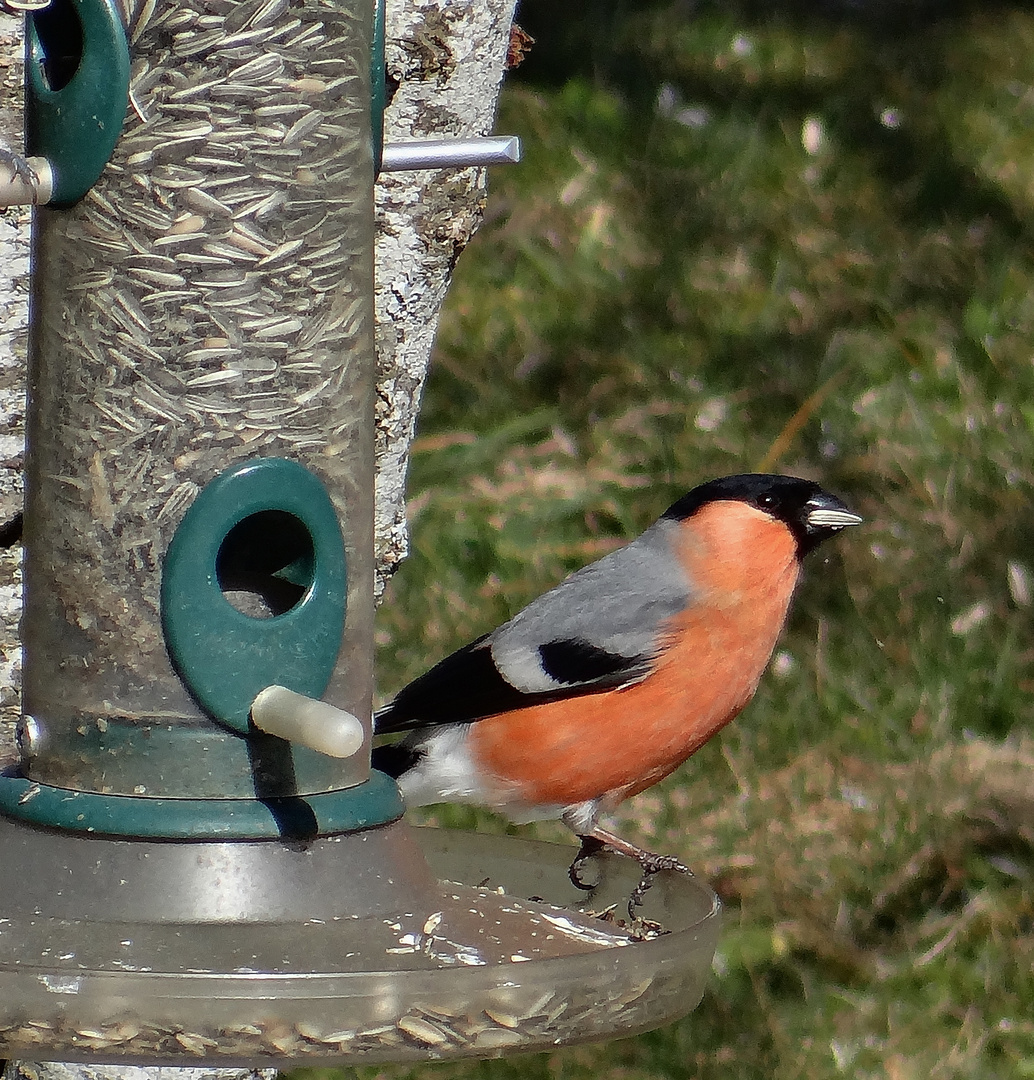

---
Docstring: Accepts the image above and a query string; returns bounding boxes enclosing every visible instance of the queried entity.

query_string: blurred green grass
[298,2,1034,1077]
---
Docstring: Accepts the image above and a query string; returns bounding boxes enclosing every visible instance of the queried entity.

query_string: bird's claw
[626,855,692,920]
[568,834,606,891]
[571,833,693,920]
[637,851,694,877]
[0,148,38,190]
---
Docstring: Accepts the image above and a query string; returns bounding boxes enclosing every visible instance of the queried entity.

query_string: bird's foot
[568,834,606,891]
[625,850,693,920]
[570,825,692,921]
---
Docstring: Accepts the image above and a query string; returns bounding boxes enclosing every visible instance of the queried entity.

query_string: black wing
[375,519,691,735]
[374,633,653,735]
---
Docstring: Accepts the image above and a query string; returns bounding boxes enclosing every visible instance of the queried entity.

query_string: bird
[374,473,861,916]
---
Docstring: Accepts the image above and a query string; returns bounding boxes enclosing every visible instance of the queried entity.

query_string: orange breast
[467,502,800,807]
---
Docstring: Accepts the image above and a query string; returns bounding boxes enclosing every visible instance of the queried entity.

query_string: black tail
[371,741,422,779]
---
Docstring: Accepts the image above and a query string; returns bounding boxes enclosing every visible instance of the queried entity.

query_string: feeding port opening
[217,510,315,619]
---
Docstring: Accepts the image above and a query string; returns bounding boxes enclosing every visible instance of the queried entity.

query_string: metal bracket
[379,135,521,173]
[1,0,520,208]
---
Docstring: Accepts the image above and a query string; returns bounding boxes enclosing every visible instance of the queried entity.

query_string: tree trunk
[374,0,518,590]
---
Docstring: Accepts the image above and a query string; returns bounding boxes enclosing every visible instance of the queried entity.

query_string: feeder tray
[0,819,719,1066]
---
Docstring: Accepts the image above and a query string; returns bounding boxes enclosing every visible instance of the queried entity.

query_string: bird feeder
[0,0,719,1067]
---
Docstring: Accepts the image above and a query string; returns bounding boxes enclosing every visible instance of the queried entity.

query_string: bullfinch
[374,473,861,913]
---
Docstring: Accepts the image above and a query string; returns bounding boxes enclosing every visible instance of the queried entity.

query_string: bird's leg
[582,824,693,921]
[587,824,693,874]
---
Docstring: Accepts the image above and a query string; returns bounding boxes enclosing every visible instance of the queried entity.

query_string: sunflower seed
[184,188,235,216]
[229,53,284,83]
[397,1016,453,1048]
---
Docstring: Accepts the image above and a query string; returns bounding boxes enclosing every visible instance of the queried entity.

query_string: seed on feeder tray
[153,233,205,249]
[414,1003,462,1023]
[283,110,325,146]
[126,268,188,289]
[294,1021,327,1042]
[254,124,287,142]
[321,1029,357,1046]
[161,9,197,32]
[227,231,273,258]
[171,29,224,56]
[220,26,282,50]
[248,0,291,29]
[251,319,301,342]
[269,1031,303,1054]
[238,191,288,221]
[168,78,225,103]
[397,1015,453,1048]
[288,77,327,94]
[224,1023,263,1037]
[174,1031,211,1054]
[230,54,285,83]
[473,1027,525,1050]
[198,242,258,264]
[284,24,325,50]
[164,120,215,143]
[483,1009,521,1030]
[69,270,117,290]
[195,269,250,288]
[257,239,306,267]
[184,188,234,216]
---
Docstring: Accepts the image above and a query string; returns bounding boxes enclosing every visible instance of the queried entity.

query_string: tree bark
[0,5,28,770]
[374,0,518,591]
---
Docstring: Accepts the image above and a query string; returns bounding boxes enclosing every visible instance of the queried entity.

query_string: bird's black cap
[661,473,862,557]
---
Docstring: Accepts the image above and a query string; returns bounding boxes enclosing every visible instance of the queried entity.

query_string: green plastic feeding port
[25,0,130,206]
[162,457,347,735]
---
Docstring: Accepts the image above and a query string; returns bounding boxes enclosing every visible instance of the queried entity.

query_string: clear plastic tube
[21,0,374,795]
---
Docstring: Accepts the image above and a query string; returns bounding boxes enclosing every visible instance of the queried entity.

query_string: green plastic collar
[162,458,347,735]
[372,0,385,174]
[0,769,404,840]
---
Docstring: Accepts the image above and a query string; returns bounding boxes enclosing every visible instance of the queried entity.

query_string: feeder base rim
[0,767,403,838]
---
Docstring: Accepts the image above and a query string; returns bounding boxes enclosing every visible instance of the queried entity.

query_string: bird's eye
[758,493,775,508]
